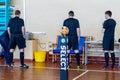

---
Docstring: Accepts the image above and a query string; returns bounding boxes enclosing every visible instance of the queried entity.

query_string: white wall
[11,0,120,57]
[13,0,120,43]
[11,0,24,18]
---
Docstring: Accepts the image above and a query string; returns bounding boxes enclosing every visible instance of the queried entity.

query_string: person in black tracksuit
[7,10,29,68]
[102,10,116,70]
[63,11,81,70]
[0,31,10,64]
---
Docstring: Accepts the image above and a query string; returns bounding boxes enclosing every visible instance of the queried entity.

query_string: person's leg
[75,50,80,66]
[72,36,81,69]
[0,31,10,64]
[104,51,109,68]
[17,34,28,68]
[4,51,10,64]
[8,49,15,68]
[19,49,25,66]
[110,51,115,69]
[9,49,14,62]
[67,36,72,68]
[19,49,28,68]
[10,51,14,65]
[110,38,115,69]
[8,35,16,68]
[0,37,10,64]
[75,47,79,66]
[103,37,110,69]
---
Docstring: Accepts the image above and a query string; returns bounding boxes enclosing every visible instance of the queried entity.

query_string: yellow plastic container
[34,51,46,62]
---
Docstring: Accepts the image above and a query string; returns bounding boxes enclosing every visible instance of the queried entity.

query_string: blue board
[0,0,13,36]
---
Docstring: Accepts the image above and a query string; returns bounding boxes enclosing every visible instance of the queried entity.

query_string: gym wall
[14,0,120,43]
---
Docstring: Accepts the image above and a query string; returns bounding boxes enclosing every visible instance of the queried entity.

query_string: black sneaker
[11,62,14,66]
[102,66,109,70]
[20,64,29,69]
[67,65,71,70]
[77,66,83,71]
[7,64,13,69]
[111,65,115,70]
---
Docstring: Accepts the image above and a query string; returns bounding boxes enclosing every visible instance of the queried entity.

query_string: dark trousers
[0,31,10,64]
[67,35,80,66]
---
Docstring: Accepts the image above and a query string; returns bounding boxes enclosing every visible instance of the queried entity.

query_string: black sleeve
[63,20,66,26]
[76,19,80,28]
[21,19,25,27]
[103,21,107,29]
[8,19,11,28]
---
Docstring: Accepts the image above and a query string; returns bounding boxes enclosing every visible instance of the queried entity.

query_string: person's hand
[101,28,105,33]
[78,37,80,43]
[23,34,26,39]
[9,34,11,39]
